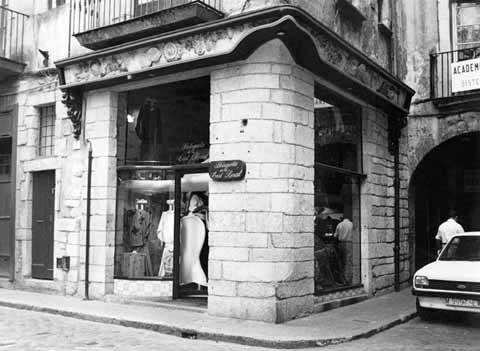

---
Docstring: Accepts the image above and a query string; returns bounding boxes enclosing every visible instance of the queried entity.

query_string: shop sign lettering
[451,57,480,93]
[209,160,246,181]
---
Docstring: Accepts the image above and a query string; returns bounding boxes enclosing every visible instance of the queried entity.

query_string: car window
[439,236,480,261]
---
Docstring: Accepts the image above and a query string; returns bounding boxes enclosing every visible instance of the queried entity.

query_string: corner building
[2,0,414,323]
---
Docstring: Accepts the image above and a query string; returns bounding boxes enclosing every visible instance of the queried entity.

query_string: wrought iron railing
[430,46,480,99]
[70,0,223,34]
[0,6,28,62]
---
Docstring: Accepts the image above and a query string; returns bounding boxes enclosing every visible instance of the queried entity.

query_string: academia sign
[452,57,480,93]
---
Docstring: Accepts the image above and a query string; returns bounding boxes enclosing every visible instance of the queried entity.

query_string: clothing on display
[157,200,174,278]
[129,208,151,247]
[180,214,207,287]
[135,97,163,160]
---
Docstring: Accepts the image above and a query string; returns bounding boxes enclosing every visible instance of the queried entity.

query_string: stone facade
[2,0,414,324]
[361,107,410,294]
[208,39,315,322]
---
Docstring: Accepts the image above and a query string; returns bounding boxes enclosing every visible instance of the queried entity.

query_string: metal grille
[430,46,480,99]
[39,105,55,157]
[428,280,480,293]
[70,0,223,35]
[0,6,28,62]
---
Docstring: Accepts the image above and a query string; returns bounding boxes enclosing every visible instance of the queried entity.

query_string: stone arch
[408,112,480,176]
[409,130,480,271]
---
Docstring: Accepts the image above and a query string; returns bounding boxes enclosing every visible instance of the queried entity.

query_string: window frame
[452,0,480,50]
[38,104,56,158]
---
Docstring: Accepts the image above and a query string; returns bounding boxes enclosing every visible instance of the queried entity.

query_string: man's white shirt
[435,218,464,245]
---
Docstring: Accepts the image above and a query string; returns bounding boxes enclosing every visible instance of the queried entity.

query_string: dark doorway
[0,137,12,277]
[412,132,480,269]
[32,170,55,280]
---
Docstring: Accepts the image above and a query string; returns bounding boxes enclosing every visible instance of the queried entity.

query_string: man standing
[435,210,464,254]
[334,216,353,285]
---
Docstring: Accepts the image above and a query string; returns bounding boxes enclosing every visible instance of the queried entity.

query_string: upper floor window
[39,105,55,157]
[453,1,480,50]
[48,0,66,10]
[0,138,11,180]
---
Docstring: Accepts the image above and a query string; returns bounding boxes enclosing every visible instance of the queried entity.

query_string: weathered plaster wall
[8,0,90,74]
[397,0,438,103]
[223,0,395,72]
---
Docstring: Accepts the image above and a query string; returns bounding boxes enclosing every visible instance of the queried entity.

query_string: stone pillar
[83,90,118,297]
[208,39,315,323]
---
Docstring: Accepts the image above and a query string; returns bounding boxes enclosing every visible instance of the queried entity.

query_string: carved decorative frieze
[62,90,83,139]
[63,23,253,85]
[58,11,412,115]
[310,28,405,106]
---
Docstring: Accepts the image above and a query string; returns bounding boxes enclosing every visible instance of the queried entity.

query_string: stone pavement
[0,287,416,349]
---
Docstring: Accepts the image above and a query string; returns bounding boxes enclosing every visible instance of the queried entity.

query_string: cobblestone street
[0,306,479,351]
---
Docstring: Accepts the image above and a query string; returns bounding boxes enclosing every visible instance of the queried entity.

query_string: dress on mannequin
[180,214,207,287]
[135,97,163,161]
[157,200,174,278]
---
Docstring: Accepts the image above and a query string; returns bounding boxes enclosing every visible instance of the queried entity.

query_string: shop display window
[115,168,209,284]
[314,91,362,295]
[115,77,210,288]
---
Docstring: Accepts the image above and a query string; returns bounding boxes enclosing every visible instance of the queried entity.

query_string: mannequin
[157,199,174,278]
[179,194,207,287]
[128,199,153,275]
[135,97,163,160]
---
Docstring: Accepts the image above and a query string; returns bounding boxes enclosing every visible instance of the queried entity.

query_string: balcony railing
[430,46,480,99]
[0,6,28,62]
[71,0,223,35]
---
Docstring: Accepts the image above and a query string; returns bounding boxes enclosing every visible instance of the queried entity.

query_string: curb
[0,299,417,349]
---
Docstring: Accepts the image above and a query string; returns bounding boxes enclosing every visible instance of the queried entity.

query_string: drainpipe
[85,140,93,300]
[389,114,405,293]
[394,139,400,292]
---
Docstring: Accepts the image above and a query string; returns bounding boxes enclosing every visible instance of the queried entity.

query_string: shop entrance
[32,170,55,280]
[115,76,210,300]
[412,132,480,269]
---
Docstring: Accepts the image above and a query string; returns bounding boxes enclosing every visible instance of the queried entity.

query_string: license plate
[446,298,480,308]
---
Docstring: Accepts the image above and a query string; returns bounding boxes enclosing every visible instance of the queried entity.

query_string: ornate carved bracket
[388,115,407,155]
[62,90,83,139]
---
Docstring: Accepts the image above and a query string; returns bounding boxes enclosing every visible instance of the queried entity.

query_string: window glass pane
[0,137,11,181]
[314,99,361,172]
[314,90,362,295]
[314,169,361,293]
[115,169,210,282]
[122,77,209,165]
[115,168,176,279]
[457,3,480,49]
[39,105,55,157]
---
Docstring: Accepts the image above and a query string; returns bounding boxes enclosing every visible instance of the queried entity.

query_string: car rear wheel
[416,298,435,320]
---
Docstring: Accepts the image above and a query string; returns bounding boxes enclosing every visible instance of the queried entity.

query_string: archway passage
[412,132,480,269]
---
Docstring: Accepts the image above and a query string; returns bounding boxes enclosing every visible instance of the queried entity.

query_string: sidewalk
[0,287,416,349]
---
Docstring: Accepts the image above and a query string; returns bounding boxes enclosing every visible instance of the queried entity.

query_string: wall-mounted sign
[451,57,480,93]
[209,160,246,182]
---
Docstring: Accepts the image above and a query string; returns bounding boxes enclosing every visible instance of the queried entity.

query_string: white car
[412,232,480,319]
